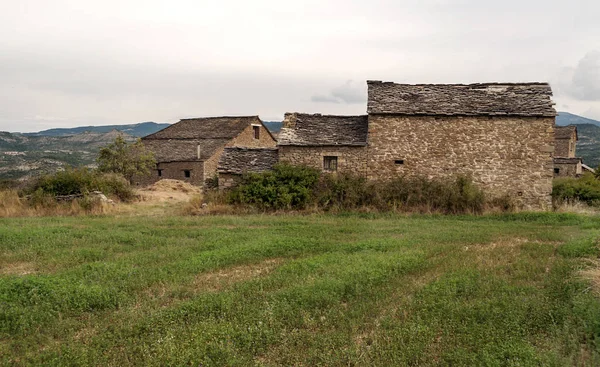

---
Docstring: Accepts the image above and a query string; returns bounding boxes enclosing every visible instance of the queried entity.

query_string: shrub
[27,168,135,202]
[552,173,600,207]
[97,134,156,183]
[313,173,375,211]
[228,164,320,210]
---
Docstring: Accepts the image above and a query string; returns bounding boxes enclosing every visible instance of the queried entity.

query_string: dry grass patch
[581,259,600,296]
[0,261,36,276]
[193,258,284,292]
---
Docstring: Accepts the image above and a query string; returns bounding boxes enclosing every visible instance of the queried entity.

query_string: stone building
[217,147,279,189]
[277,113,369,175]
[366,81,556,209]
[138,116,276,185]
[553,125,582,177]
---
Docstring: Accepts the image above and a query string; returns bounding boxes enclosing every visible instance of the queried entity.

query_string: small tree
[97,134,156,183]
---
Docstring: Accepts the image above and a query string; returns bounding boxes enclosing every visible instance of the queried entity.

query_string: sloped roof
[218,147,279,175]
[553,157,582,164]
[278,113,368,146]
[143,138,229,162]
[143,116,260,140]
[367,81,557,117]
[142,116,263,162]
[555,125,577,140]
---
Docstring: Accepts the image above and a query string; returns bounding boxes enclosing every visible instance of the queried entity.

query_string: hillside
[25,122,171,138]
[0,130,135,180]
[556,112,600,127]
[574,124,600,168]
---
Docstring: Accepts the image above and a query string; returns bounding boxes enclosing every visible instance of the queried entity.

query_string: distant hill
[554,112,600,168]
[25,122,171,138]
[263,121,283,133]
[0,130,135,180]
[556,112,600,127]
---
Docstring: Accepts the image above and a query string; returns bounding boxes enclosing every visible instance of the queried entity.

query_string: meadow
[1,212,600,366]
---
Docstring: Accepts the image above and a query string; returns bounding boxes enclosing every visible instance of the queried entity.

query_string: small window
[157,169,163,177]
[395,159,404,165]
[184,170,191,178]
[253,126,260,139]
[323,156,338,171]
[554,168,560,174]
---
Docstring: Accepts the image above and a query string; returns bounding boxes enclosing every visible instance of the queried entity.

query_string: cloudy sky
[1,0,599,132]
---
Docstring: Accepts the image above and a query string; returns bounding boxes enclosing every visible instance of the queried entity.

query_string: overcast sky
[1,0,599,132]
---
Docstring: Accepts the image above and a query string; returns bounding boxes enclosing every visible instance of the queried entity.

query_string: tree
[97,134,156,183]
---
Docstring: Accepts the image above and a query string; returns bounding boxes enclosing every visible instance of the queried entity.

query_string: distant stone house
[366,81,557,209]
[217,147,279,188]
[553,125,582,177]
[138,116,276,185]
[277,113,369,175]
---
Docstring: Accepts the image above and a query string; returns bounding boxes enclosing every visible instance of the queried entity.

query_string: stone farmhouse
[140,80,558,210]
[138,116,275,185]
[553,126,582,177]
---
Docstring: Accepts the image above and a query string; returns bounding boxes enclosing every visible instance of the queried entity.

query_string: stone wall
[218,173,243,189]
[367,115,555,210]
[554,158,582,177]
[555,138,576,158]
[278,145,367,175]
[205,124,277,183]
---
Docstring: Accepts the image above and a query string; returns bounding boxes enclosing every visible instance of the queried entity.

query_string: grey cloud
[311,81,366,104]
[558,50,600,101]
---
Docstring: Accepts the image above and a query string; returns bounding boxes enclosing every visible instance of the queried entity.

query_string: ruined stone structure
[217,147,279,188]
[277,113,368,175]
[138,116,276,185]
[366,81,557,209]
[553,125,582,177]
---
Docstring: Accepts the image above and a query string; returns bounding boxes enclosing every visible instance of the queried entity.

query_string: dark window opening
[253,126,260,139]
[554,168,560,174]
[395,159,404,165]
[157,169,163,177]
[517,192,523,196]
[323,156,338,171]
[184,170,191,178]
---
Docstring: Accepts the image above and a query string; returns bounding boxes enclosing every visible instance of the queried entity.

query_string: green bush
[552,173,600,207]
[229,166,488,214]
[27,168,135,202]
[228,164,320,210]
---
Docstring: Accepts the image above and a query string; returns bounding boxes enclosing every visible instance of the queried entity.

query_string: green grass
[1,213,600,366]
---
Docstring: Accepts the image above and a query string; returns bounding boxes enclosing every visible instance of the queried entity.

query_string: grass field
[1,213,600,366]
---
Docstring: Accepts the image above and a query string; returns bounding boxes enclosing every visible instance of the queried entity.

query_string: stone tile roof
[553,157,582,164]
[278,113,368,146]
[144,116,260,140]
[142,116,263,162]
[218,147,279,175]
[367,81,557,117]
[143,138,228,162]
[555,125,577,140]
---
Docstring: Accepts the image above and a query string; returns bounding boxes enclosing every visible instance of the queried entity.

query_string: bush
[27,168,135,202]
[228,166,489,214]
[552,173,600,207]
[228,164,320,210]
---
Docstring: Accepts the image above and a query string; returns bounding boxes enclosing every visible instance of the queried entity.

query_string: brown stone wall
[555,137,576,158]
[158,161,205,185]
[278,145,368,175]
[218,173,243,189]
[554,161,582,177]
[205,124,277,183]
[367,115,555,210]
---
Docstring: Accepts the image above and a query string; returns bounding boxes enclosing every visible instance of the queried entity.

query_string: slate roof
[142,116,263,162]
[278,113,368,146]
[218,147,279,175]
[555,125,577,140]
[553,157,582,164]
[367,81,557,117]
[144,116,260,140]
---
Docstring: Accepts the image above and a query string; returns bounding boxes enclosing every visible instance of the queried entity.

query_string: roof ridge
[367,80,551,86]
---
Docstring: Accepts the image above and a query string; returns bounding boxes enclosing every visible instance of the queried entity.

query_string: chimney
[283,113,297,129]
[197,145,201,160]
